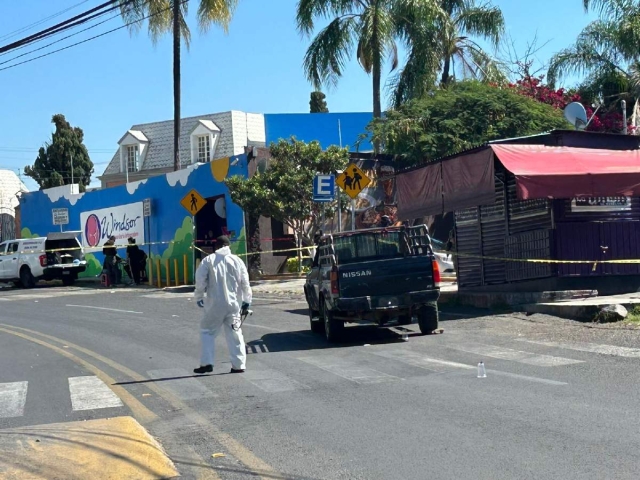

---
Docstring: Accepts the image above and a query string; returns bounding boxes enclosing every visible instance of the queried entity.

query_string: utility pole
[173,0,181,171]
[70,152,74,186]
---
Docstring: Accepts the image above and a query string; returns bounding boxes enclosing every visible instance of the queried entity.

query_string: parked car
[0,232,87,288]
[304,225,441,342]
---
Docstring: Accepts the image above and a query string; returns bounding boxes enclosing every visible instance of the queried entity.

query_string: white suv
[0,232,88,288]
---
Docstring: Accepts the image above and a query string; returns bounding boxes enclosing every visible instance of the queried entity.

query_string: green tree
[361,81,569,167]
[310,91,329,113]
[25,114,94,192]
[547,1,640,115]
[391,0,505,106]
[120,0,238,171]
[225,138,349,264]
[297,0,435,118]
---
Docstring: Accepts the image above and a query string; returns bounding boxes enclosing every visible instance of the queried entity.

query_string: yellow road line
[0,324,276,479]
[0,326,156,423]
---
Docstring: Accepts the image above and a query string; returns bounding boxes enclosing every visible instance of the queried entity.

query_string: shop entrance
[194,194,228,258]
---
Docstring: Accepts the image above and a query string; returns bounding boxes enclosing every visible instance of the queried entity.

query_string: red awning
[490,144,640,199]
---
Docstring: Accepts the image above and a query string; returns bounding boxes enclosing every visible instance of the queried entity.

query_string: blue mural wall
[264,112,373,151]
[20,155,248,282]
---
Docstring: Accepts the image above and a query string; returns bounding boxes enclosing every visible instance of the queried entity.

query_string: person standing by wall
[102,236,118,285]
[193,236,252,374]
[126,237,143,285]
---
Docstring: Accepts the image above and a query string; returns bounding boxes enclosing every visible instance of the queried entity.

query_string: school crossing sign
[336,163,371,199]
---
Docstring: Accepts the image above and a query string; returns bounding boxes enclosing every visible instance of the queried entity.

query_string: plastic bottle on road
[477,361,487,378]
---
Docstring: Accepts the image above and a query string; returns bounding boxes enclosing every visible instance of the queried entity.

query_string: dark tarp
[490,144,640,199]
[396,148,495,219]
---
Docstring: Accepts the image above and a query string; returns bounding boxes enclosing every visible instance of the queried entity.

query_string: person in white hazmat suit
[193,235,252,374]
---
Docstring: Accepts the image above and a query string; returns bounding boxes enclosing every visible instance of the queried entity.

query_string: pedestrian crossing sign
[181,189,206,215]
[336,163,371,199]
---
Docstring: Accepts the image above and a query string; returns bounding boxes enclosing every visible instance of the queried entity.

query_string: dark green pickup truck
[304,225,441,342]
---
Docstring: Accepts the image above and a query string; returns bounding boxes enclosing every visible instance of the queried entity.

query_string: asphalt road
[1,284,640,479]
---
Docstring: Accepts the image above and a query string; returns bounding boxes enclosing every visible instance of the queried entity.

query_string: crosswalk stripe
[520,340,640,359]
[0,381,28,418]
[242,368,309,393]
[372,350,471,373]
[147,369,217,400]
[68,376,123,411]
[297,356,399,384]
[372,350,568,385]
[447,343,584,366]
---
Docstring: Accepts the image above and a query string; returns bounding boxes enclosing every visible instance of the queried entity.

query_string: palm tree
[120,0,238,171]
[390,0,505,107]
[548,2,640,121]
[297,0,443,119]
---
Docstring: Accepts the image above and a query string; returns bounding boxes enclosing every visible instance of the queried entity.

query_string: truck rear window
[333,232,403,264]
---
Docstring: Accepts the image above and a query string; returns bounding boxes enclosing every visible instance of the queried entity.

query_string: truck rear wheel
[321,300,344,343]
[417,303,439,335]
[20,267,35,289]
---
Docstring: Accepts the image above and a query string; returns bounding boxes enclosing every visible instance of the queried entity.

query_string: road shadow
[285,306,498,323]
[113,373,214,386]
[246,325,415,355]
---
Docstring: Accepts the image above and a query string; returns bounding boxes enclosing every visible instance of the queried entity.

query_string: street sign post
[336,163,371,199]
[143,198,151,217]
[52,208,69,230]
[313,174,335,203]
[180,189,206,216]
[336,163,372,230]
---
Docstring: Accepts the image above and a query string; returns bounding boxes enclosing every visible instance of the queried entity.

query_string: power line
[0,3,131,60]
[0,0,92,43]
[0,0,124,55]
[0,0,187,73]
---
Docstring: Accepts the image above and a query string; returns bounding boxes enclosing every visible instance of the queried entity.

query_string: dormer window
[190,120,220,164]
[197,135,211,163]
[118,130,148,175]
[127,145,139,172]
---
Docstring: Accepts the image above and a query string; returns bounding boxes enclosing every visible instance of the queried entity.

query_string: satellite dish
[564,102,588,130]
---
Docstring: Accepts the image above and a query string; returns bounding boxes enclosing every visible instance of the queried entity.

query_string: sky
[0,0,598,191]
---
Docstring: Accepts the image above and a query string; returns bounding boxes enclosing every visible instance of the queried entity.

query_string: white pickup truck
[0,232,88,288]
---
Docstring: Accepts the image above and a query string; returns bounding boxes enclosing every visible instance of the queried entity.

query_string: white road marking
[68,376,123,411]
[520,340,640,359]
[297,356,399,384]
[0,381,28,418]
[147,369,217,400]
[242,368,309,393]
[372,350,567,385]
[447,343,584,367]
[373,350,467,373]
[66,305,143,314]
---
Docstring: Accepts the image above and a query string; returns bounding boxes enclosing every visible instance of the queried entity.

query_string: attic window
[197,135,210,163]
[127,145,139,172]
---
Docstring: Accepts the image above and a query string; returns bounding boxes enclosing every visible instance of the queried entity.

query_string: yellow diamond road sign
[181,189,206,215]
[336,163,371,199]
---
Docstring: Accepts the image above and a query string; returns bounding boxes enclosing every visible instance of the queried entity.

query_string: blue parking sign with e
[313,174,336,202]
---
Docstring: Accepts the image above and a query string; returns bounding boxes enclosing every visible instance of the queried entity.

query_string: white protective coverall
[194,246,252,370]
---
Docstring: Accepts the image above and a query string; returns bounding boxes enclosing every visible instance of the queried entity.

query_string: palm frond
[302,15,357,89]
[197,0,238,33]
[547,20,629,85]
[583,0,632,19]
[455,5,505,47]
[297,0,360,36]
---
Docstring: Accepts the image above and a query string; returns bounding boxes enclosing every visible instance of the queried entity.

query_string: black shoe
[194,365,213,374]
[230,368,245,374]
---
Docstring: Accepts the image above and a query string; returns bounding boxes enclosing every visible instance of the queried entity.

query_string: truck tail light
[330,265,339,294]
[39,255,47,267]
[432,259,441,287]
